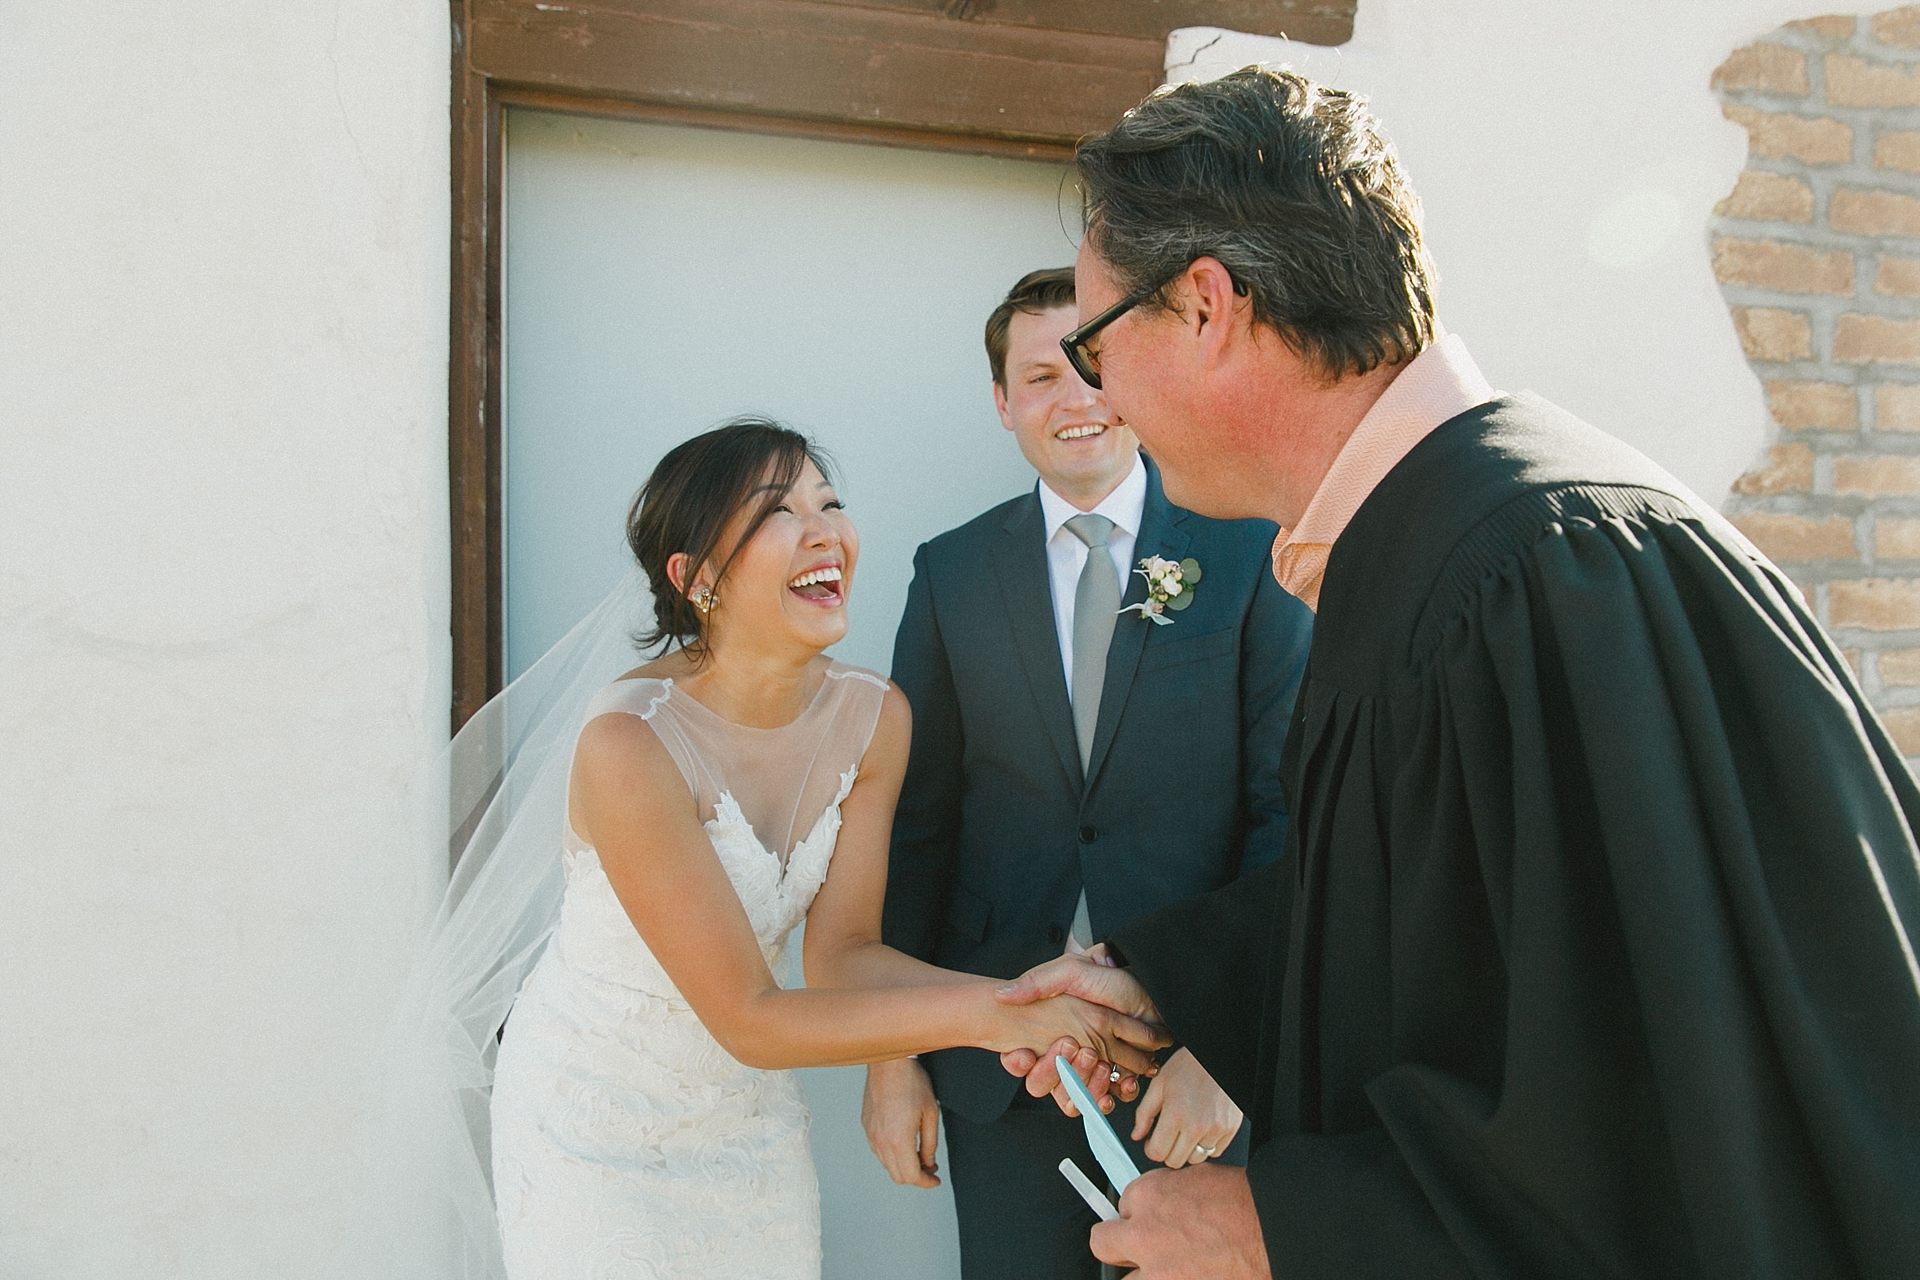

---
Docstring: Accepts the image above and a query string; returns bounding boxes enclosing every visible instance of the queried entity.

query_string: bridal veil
[337,572,653,1280]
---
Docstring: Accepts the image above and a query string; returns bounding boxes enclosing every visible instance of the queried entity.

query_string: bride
[484,418,1164,1279]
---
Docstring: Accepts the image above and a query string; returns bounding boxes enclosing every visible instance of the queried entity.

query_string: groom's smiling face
[993,305,1138,509]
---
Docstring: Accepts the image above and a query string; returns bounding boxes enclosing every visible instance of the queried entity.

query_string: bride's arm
[572,706,1164,1073]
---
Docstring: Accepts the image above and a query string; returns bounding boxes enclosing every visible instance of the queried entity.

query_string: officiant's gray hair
[1075,67,1436,381]
[626,416,836,658]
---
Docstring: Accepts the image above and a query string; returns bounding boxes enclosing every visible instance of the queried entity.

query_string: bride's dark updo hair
[627,416,836,655]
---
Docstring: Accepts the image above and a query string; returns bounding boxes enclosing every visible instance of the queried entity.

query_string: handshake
[866,945,1262,1279]
[992,944,1165,1117]
[865,943,1244,1191]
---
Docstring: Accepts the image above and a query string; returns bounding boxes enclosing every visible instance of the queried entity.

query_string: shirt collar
[1038,451,1148,543]
[1281,331,1496,550]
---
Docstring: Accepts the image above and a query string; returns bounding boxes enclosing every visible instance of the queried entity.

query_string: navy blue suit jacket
[882,457,1313,1124]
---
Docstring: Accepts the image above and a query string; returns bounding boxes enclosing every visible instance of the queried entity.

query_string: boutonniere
[1120,555,1202,626]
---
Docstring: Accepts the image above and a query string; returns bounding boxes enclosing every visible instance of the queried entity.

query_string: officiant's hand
[994,946,1162,1028]
[1132,1047,1242,1168]
[861,1057,942,1189]
[1092,1164,1270,1279]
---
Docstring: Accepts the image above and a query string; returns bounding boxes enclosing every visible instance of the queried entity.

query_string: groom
[863,267,1312,1279]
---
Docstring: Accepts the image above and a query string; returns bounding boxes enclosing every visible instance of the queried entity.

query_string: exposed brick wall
[1715,9,1920,755]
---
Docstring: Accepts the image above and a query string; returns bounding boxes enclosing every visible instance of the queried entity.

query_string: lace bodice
[553,662,890,996]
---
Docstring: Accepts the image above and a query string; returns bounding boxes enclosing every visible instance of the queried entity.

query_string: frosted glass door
[503,109,1079,1280]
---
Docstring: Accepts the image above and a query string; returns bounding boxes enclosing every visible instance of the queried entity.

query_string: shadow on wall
[1715,6,1920,757]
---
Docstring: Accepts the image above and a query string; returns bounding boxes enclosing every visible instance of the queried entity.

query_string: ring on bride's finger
[1108,1066,1123,1084]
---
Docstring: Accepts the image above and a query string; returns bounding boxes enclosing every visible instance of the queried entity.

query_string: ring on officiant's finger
[1193,1143,1216,1157]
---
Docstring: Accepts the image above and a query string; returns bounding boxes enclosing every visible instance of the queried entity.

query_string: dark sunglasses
[1060,262,1242,390]
[1058,276,1169,391]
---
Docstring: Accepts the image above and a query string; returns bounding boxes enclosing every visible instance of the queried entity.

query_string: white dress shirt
[1035,452,1148,694]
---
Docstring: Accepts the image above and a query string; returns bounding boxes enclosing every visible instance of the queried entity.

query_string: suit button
[1078,826,1097,844]
[1047,925,1065,945]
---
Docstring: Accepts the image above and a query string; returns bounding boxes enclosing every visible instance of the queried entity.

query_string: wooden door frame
[446,0,1350,729]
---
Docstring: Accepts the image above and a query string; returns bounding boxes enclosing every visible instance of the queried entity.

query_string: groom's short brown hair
[1076,67,1437,381]
[985,267,1077,389]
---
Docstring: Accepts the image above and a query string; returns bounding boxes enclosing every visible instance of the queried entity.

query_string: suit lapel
[1085,457,1189,790]
[992,490,1084,792]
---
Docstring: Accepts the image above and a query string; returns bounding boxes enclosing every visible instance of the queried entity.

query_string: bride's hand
[996,991,1167,1079]
[1020,1037,1142,1115]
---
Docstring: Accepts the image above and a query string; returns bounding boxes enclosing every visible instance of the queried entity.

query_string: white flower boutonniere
[1120,555,1203,626]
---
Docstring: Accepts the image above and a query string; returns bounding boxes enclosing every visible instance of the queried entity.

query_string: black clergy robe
[1110,393,1920,1279]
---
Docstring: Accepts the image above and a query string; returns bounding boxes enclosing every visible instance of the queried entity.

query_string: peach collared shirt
[1272,333,1498,611]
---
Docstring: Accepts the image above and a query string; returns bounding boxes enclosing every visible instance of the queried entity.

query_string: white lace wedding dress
[489,662,889,1280]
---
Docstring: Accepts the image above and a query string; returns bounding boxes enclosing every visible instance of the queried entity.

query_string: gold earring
[691,586,717,613]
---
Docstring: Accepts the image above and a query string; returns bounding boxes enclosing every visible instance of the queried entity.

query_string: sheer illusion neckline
[625,668,836,733]
[568,661,886,871]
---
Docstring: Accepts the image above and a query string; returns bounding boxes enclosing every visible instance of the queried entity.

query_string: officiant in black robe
[1001,68,1920,1278]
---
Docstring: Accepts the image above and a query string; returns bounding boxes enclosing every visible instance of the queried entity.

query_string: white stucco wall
[0,4,449,1276]
[1172,0,1829,505]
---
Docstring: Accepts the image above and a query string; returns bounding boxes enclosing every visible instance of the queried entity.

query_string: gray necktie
[1065,513,1120,772]
[1065,512,1119,951]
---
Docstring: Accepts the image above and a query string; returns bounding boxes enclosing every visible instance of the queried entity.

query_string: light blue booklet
[1054,1054,1142,1195]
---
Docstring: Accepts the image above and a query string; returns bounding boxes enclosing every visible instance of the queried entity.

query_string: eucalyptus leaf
[1167,591,1195,611]
[1180,558,1202,583]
